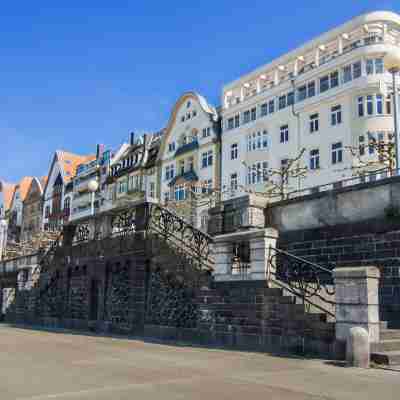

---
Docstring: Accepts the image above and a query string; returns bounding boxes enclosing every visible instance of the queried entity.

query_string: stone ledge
[333,266,380,279]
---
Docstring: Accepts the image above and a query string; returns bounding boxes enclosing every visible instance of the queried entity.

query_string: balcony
[174,140,199,157]
[224,29,400,109]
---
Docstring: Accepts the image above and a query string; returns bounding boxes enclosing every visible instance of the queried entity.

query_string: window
[343,64,352,83]
[375,58,384,74]
[260,102,268,116]
[287,91,294,106]
[243,110,251,124]
[251,107,257,121]
[119,180,127,193]
[164,191,170,203]
[386,95,392,115]
[168,142,176,152]
[201,150,213,168]
[309,113,319,133]
[359,135,365,156]
[353,61,362,79]
[231,143,238,160]
[234,114,240,128]
[320,75,329,93]
[179,160,185,175]
[230,173,238,191]
[201,179,212,194]
[174,185,186,201]
[366,59,374,75]
[202,127,210,137]
[332,142,343,164]
[279,95,286,110]
[192,109,197,117]
[45,205,50,218]
[330,71,339,88]
[331,105,342,126]
[307,81,316,97]
[366,58,384,75]
[358,96,364,117]
[367,95,373,115]
[268,99,275,114]
[297,85,307,102]
[165,164,175,180]
[227,118,234,130]
[376,94,383,115]
[247,130,268,152]
[310,149,320,170]
[149,182,155,198]
[188,157,194,171]
[280,125,289,143]
[247,162,269,184]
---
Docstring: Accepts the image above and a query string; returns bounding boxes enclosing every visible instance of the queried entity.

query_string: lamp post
[384,50,400,173]
[87,179,99,216]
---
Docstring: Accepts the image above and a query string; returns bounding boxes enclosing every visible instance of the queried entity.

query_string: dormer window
[187,101,191,108]
[168,142,176,152]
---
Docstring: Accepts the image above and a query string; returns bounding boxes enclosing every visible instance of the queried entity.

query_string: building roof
[0,181,17,212]
[57,150,96,183]
[18,177,34,201]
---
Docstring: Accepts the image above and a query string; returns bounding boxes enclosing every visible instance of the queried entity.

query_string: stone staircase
[371,323,400,365]
[196,281,341,358]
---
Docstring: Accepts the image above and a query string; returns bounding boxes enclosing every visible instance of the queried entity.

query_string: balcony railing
[224,31,399,108]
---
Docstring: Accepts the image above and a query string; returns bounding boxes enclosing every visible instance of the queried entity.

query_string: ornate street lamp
[87,179,99,216]
[384,50,400,172]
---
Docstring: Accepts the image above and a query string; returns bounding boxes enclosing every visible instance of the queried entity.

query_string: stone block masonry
[279,218,400,327]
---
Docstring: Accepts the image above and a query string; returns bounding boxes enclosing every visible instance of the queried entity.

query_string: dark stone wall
[278,218,400,327]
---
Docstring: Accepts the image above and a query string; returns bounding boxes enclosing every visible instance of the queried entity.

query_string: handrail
[268,245,335,318]
[146,203,214,271]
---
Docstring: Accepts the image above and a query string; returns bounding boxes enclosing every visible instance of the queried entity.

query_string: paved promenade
[0,324,399,400]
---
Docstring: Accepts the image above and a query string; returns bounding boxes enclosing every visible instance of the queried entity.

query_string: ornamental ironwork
[268,246,335,318]
[231,242,250,278]
[111,210,136,237]
[147,203,214,271]
[75,224,90,243]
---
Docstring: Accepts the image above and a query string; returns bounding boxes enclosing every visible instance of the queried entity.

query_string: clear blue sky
[1,1,398,183]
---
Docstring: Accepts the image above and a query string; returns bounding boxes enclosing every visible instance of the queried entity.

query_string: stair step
[371,339,400,353]
[381,329,400,340]
[371,351,400,365]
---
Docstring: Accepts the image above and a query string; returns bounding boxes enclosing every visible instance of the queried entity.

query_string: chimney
[96,144,105,159]
[130,132,135,146]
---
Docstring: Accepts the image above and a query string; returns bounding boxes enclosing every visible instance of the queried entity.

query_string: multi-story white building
[221,11,400,200]
[157,92,220,229]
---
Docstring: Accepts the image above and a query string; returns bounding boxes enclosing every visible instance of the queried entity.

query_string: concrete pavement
[0,324,399,400]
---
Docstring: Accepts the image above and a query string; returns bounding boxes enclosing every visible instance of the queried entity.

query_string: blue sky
[1,1,399,183]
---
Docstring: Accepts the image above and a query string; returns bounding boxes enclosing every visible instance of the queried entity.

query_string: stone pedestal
[212,228,279,281]
[333,266,380,344]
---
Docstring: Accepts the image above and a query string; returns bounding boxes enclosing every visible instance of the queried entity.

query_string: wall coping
[333,266,380,280]
[213,227,278,243]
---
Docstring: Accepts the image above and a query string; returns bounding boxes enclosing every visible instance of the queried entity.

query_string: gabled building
[157,92,220,229]
[20,176,47,243]
[42,151,95,231]
[69,145,111,222]
[104,131,162,213]
[0,181,16,260]
[7,177,34,243]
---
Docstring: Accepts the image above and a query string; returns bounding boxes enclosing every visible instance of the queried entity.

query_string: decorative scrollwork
[75,224,90,243]
[268,246,335,317]
[111,210,136,237]
[147,204,214,271]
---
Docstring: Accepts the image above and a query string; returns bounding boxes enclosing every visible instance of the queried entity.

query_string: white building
[42,151,95,231]
[157,92,220,229]
[221,11,400,200]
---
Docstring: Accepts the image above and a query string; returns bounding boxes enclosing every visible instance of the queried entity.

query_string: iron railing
[268,246,336,318]
[146,203,214,271]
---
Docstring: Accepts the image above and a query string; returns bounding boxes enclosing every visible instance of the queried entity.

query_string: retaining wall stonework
[278,218,400,327]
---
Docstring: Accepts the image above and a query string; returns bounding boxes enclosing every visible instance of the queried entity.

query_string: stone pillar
[213,240,234,280]
[333,266,380,344]
[212,228,279,281]
[249,228,279,280]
